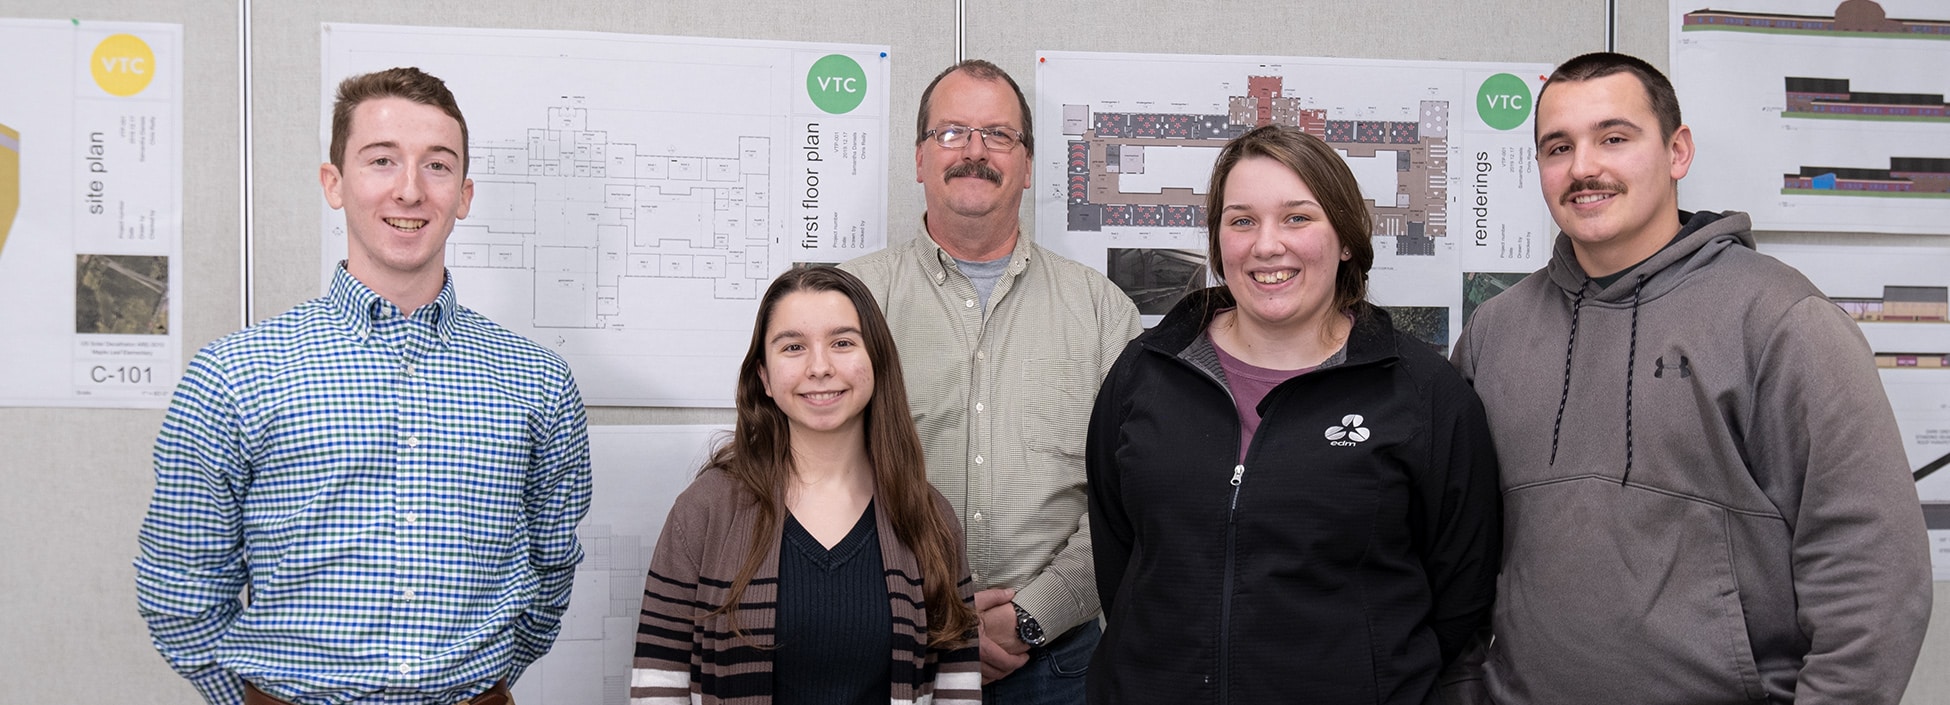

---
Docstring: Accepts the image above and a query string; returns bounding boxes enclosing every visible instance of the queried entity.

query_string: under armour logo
[1326,414,1371,447]
[1655,356,1692,379]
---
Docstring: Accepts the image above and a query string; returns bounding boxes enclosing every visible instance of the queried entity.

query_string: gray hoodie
[1453,211,1931,705]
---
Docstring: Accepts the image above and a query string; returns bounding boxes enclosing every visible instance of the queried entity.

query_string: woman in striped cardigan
[632,266,981,705]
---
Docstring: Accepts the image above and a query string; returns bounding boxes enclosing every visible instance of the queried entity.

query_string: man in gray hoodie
[1452,52,1931,704]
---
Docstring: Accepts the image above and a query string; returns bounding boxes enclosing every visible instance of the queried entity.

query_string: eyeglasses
[924,125,1025,151]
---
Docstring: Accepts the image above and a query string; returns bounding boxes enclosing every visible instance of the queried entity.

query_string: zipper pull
[1230,464,1244,486]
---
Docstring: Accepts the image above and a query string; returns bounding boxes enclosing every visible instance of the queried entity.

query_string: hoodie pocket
[1493,483,1766,702]
[1710,507,1767,701]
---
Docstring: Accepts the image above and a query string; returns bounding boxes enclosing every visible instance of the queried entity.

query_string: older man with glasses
[842,59,1139,705]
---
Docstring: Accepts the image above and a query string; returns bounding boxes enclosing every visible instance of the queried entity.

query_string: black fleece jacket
[1086,288,1501,705]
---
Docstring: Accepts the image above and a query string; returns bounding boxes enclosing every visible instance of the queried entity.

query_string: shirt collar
[326,263,459,343]
[916,219,1034,285]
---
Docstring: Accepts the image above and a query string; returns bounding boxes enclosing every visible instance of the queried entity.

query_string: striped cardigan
[632,468,981,704]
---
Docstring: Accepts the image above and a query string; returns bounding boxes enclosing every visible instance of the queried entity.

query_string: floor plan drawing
[1035,50,1553,344]
[1062,74,1451,258]
[506,425,725,705]
[454,103,776,333]
[322,25,890,406]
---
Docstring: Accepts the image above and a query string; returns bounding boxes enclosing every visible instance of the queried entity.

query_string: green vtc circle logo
[1477,73,1533,131]
[808,55,867,114]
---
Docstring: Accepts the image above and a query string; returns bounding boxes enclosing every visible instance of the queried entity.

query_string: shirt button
[976,350,986,361]
[403,512,418,524]
[975,402,984,413]
[972,511,984,521]
[405,435,420,449]
[403,588,417,601]
[398,662,411,675]
[402,362,415,377]
[965,299,976,308]
[974,455,985,465]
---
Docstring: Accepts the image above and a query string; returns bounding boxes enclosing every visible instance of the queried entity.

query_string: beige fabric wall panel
[0,2,240,704]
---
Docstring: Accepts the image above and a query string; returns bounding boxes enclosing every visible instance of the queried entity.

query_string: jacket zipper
[1219,462,1244,703]
[1141,318,1391,703]
[1158,348,1247,703]
[1151,340,1382,702]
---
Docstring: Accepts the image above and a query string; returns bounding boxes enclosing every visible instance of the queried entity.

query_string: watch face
[1016,607,1046,645]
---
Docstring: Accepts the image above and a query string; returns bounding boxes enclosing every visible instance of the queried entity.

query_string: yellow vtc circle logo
[91,34,156,97]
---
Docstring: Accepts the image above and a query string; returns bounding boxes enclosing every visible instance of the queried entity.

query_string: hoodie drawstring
[1621,274,1647,486]
[1548,287,1587,467]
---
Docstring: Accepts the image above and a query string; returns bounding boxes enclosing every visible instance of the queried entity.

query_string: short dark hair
[914,59,1035,155]
[1204,125,1373,315]
[1538,52,1682,141]
[329,67,470,176]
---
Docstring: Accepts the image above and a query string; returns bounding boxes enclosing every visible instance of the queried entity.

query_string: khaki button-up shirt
[843,228,1141,639]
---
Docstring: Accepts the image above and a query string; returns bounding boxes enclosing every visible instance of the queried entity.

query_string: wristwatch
[1013,602,1048,647]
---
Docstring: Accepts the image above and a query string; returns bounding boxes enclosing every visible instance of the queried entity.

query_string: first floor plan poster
[322,24,891,407]
[0,19,183,408]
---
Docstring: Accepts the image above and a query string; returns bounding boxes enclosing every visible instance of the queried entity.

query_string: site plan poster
[322,24,890,407]
[0,19,183,409]
[1033,50,1555,350]
[1672,0,1950,234]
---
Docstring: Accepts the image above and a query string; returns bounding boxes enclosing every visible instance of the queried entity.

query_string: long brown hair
[1204,124,1374,316]
[707,265,976,648]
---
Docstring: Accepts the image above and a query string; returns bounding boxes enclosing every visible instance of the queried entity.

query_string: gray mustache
[944,161,1002,184]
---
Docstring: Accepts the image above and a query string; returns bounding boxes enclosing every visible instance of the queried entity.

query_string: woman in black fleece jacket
[1085,126,1501,705]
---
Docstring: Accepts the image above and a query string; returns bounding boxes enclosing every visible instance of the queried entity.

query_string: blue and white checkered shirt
[136,266,592,705]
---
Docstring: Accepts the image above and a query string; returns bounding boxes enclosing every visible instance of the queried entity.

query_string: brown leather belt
[243,680,512,705]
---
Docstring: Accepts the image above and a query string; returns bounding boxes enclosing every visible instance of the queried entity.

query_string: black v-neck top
[773,501,892,705]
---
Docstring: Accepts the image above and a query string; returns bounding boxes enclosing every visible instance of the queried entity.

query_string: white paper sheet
[321,24,891,406]
[511,424,727,705]
[1671,0,1950,234]
[1032,50,1556,343]
[0,19,182,408]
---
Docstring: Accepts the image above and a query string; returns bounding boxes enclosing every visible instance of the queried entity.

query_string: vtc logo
[1476,73,1533,131]
[807,54,867,115]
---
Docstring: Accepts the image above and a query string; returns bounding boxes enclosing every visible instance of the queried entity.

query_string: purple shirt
[1210,332,1315,461]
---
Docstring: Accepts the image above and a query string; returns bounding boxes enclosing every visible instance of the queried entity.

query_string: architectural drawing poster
[322,24,890,406]
[1671,0,1950,234]
[1033,50,1555,349]
[0,19,182,408]
[1764,241,1950,577]
[510,425,724,705]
